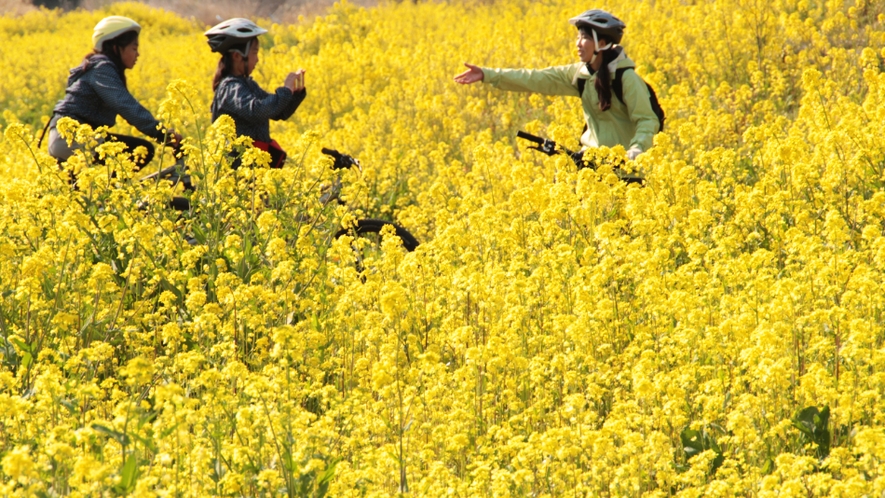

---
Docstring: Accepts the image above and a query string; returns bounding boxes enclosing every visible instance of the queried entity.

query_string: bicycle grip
[516,131,544,145]
[321,147,342,159]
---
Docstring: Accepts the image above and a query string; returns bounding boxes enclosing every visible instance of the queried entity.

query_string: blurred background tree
[12,0,379,23]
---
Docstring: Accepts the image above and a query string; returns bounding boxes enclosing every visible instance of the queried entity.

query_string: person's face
[246,40,259,73]
[575,31,601,63]
[233,40,260,75]
[119,38,139,69]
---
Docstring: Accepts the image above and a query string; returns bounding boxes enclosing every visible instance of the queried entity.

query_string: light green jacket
[482,54,658,152]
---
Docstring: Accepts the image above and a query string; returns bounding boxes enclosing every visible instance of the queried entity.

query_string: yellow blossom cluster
[1,0,885,495]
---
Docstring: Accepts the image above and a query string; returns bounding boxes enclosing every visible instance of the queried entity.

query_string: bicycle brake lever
[529,141,559,156]
[335,155,360,170]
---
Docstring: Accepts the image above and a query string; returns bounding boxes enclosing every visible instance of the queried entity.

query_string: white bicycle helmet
[93,16,141,51]
[205,18,268,57]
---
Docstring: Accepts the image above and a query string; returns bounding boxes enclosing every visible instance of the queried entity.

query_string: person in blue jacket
[205,18,306,169]
[46,16,180,167]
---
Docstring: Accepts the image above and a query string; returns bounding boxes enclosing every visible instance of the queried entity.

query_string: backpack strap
[576,78,588,139]
[611,67,630,105]
[37,111,56,149]
[576,67,631,102]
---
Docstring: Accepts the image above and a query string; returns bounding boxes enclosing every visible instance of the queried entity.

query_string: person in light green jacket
[454,9,658,160]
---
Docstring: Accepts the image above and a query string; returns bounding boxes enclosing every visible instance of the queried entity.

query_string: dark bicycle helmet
[205,18,268,56]
[569,10,625,45]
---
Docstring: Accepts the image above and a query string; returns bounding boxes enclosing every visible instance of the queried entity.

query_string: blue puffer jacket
[53,55,164,141]
[211,75,306,143]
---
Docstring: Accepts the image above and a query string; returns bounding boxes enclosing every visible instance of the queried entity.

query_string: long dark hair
[593,44,619,112]
[81,29,139,87]
[212,39,253,91]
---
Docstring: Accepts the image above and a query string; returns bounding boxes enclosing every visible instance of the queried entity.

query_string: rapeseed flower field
[2,0,885,495]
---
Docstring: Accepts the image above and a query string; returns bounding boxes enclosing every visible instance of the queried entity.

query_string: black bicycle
[516,131,645,185]
[320,147,419,253]
[140,148,420,253]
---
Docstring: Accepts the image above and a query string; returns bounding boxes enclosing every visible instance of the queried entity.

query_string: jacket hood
[67,54,115,85]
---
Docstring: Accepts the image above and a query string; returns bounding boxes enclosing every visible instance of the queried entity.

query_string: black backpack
[577,67,665,132]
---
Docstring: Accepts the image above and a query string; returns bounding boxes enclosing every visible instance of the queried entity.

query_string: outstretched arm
[456,61,581,97]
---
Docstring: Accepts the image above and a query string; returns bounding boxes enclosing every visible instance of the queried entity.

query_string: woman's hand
[626,146,642,160]
[454,63,484,84]
[285,69,306,92]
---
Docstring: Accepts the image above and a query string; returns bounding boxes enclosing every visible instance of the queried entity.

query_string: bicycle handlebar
[516,131,645,185]
[321,147,360,170]
[516,130,564,157]
[320,147,342,159]
[516,130,544,145]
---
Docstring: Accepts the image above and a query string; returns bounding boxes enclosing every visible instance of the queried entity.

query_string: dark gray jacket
[53,55,164,141]
[211,75,306,143]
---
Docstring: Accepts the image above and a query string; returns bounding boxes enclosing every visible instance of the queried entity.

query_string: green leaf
[116,453,138,494]
[92,423,131,447]
[282,447,295,472]
[210,458,225,483]
[59,398,78,416]
[191,224,206,244]
[159,423,179,439]
[817,406,830,431]
[137,410,159,427]
[10,337,31,354]
[793,406,832,459]
[681,429,704,459]
[318,458,339,484]
[78,315,94,336]
[680,425,725,474]
[20,351,33,369]
[793,406,819,435]
[159,278,183,300]
[132,433,158,454]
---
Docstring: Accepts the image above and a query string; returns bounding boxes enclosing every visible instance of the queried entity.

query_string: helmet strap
[230,39,253,76]
[589,29,612,65]
[243,39,252,77]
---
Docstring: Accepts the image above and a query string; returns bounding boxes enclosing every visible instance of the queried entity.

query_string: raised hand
[165,130,184,151]
[285,69,306,92]
[454,63,484,84]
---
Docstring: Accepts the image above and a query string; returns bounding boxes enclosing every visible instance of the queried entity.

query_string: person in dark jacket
[47,16,180,167]
[205,18,306,168]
